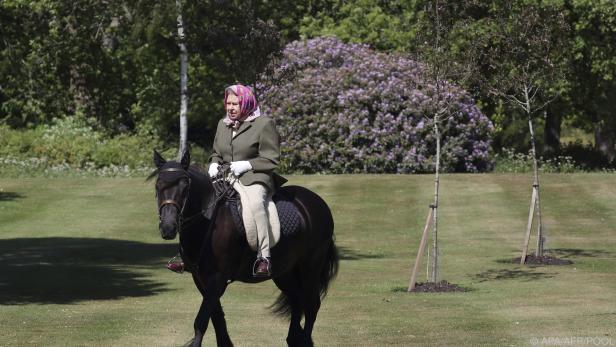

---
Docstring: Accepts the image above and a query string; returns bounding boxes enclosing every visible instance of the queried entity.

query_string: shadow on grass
[0,191,24,202]
[472,268,554,283]
[338,246,386,260]
[550,248,612,258]
[0,237,177,305]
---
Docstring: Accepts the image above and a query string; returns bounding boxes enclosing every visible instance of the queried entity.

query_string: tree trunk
[528,114,544,257]
[430,117,441,283]
[543,105,562,156]
[66,19,91,117]
[594,120,615,162]
[176,0,188,158]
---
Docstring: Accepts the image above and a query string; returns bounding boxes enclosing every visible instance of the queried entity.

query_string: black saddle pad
[226,190,304,239]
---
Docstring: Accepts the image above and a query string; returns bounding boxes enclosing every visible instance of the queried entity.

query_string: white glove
[208,162,220,177]
[230,161,252,176]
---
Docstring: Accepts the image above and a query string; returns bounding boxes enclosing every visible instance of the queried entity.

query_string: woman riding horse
[168,83,282,277]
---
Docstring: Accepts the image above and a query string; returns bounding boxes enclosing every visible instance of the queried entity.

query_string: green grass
[1,174,615,346]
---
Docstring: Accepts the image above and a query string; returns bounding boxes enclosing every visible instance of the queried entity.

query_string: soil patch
[409,280,467,293]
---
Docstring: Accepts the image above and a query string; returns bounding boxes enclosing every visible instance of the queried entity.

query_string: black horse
[151,150,339,347]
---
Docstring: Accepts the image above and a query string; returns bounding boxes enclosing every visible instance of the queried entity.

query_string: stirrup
[166,254,185,274]
[252,257,271,278]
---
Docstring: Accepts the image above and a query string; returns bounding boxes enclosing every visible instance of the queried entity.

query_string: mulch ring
[410,280,468,293]
[510,255,574,266]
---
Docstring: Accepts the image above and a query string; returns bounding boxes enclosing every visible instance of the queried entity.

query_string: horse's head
[152,149,191,240]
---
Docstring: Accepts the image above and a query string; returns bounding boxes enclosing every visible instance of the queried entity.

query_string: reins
[157,164,239,273]
[182,166,240,272]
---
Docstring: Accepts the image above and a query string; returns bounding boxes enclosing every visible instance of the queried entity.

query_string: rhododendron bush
[259,37,493,173]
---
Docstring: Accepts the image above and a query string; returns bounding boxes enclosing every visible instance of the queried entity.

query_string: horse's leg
[191,272,233,347]
[191,274,211,347]
[192,297,210,347]
[301,286,321,347]
[207,274,233,347]
[300,246,330,347]
[273,272,305,347]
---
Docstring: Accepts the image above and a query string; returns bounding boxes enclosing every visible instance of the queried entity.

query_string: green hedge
[0,117,209,177]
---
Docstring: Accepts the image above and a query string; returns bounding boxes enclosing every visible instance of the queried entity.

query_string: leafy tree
[0,0,291,148]
[566,0,616,161]
[300,0,421,51]
[472,1,569,259]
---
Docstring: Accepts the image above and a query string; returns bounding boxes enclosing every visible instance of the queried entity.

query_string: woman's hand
[230,161,252,176]
[208,162,220,177]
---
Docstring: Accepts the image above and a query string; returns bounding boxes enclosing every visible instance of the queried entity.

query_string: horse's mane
[146,163,209,182]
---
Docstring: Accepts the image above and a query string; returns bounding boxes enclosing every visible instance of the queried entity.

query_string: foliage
[566,0,616,159]
[0,119,209,177]
[259,37,493,174]
[299,1,616,160]
[300,0,420,51]
[2,0,616,161]
[559,141,616,171]
[493,148,579,174]
[0,0,295,147]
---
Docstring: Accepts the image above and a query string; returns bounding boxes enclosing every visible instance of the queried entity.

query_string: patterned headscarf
[223,84,261,129]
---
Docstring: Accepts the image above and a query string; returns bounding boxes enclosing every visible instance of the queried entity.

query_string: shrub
[258,37,493,173]
[0,117,212,177]
[493,148,579,173]
[559,141,616,171]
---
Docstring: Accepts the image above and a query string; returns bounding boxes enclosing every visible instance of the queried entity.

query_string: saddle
[210,178,304,250]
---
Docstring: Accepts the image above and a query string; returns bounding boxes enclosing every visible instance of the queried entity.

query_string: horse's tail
[271,238,339,317]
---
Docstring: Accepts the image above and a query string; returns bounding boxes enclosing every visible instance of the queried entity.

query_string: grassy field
[0,174,615,347]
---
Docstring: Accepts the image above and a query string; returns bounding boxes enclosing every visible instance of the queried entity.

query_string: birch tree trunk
[176,0,188,158]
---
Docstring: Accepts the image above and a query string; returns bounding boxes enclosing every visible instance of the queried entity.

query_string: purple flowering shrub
[258,37,493,173]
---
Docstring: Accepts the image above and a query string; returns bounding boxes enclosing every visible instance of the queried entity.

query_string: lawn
[0,174,614,346]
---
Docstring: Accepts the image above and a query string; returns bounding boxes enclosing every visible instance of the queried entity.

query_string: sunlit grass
[0,174,614,346]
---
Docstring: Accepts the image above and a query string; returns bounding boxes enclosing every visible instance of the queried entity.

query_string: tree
[0,0,293,145]
[300,0,421,51]
[176,0,188,157]
[407,0,486,286]
[476,2,570,261]
[566,0,616,162]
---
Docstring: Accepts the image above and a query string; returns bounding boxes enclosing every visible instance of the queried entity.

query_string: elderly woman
[206,84,281,277]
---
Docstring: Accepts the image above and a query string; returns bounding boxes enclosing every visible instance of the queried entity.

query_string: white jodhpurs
[232,181,277,258]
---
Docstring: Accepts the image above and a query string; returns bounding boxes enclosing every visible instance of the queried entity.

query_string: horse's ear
[180,148,191,170]
[153,150,166,168]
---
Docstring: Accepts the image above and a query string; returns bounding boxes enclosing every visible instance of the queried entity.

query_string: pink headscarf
[223,84,261,129]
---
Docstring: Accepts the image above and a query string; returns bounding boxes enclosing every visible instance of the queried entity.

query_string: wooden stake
[408,206,435,291]
[520,186,537,265]
[534,184,544,257]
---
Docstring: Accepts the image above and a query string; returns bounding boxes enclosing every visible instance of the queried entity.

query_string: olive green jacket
[208,116,284,191]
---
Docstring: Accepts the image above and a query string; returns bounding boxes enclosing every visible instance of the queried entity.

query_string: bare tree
[176,0,188,158]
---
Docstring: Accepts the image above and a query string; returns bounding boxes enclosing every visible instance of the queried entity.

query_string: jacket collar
[231,120,253,139]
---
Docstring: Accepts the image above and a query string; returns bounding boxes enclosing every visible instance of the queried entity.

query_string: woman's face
[226,93,241,120]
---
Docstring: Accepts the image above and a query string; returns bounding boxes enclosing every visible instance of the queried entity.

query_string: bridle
[156,167,195,232]
[156,163,242,230]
